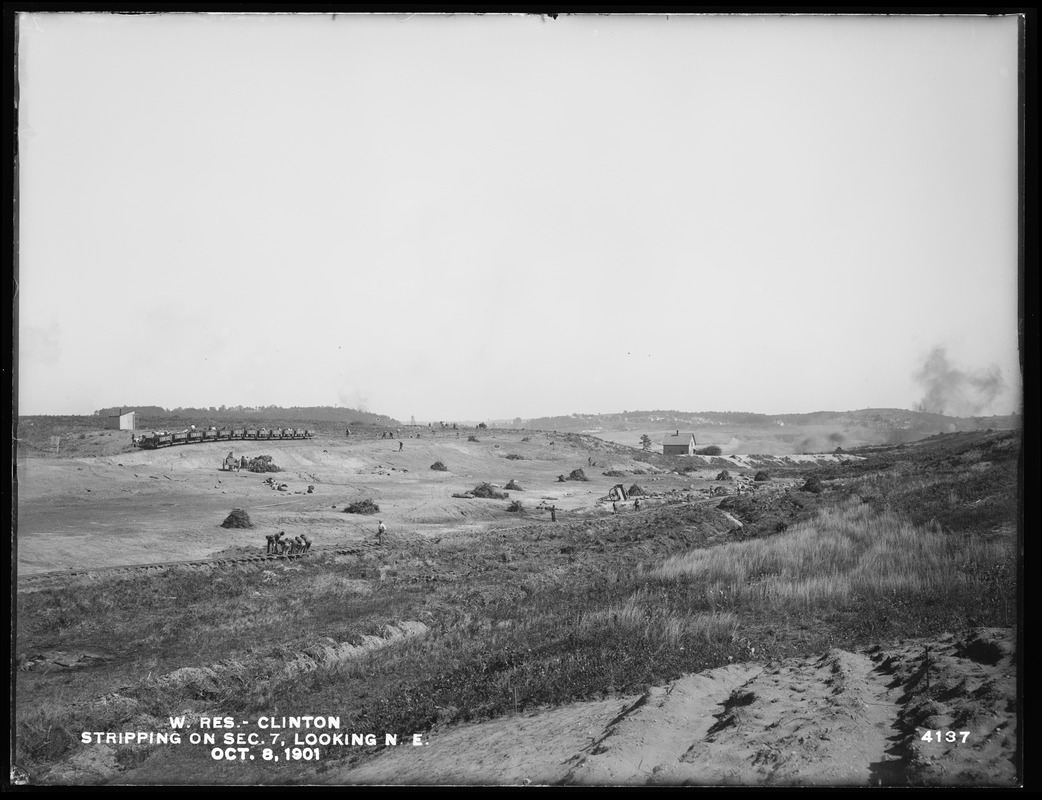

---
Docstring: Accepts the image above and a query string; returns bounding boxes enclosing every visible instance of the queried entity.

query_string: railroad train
[136,427,315,449]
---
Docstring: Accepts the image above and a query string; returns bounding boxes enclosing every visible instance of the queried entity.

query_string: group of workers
[264,522,384,555]
[265,530,310,555]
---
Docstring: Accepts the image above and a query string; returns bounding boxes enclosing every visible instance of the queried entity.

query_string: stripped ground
[326,628,1017,787]
[16,431,709,575]
[25,620,430,785]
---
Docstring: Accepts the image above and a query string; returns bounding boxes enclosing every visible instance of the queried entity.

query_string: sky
[16,12,1023,422]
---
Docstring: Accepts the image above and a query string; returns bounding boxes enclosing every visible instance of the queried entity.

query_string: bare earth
[326,628,1016,787]
[16,430,852,575]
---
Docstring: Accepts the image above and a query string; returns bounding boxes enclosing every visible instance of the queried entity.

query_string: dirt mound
[430,461,448,471]
[800,476,824,493]
[954,628,1011,666]
[504,480,523,491]
[220,508,253,528]
[716,491,821,538]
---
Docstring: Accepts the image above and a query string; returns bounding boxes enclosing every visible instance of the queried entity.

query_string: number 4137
[921,730,970,743]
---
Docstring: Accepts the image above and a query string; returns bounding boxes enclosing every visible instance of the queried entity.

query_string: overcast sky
[16,12,1022,422]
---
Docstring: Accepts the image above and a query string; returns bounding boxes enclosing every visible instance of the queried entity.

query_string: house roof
[660,432,696,446]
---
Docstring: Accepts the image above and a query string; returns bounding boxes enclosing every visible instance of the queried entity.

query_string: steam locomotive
[136,427,315,449]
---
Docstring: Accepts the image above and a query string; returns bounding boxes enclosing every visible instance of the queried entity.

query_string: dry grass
[577,592,737,646]
[655,498,1011,615]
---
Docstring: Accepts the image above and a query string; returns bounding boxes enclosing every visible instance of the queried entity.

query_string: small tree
[640,435,652,452]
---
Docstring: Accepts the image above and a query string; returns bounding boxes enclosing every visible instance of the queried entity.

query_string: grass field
[13,423,1020,785]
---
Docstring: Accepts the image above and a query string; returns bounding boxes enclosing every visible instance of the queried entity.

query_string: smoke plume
[915,346,1005,417]
[338,389,370,413]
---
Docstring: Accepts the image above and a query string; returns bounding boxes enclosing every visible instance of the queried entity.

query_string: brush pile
[472,483,509,500]
[344,499,380,514]
[247,455,281,473]
[220,508,253,529]
[800,476,823,494]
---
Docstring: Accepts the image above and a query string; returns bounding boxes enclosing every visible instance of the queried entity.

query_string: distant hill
[92,405,399,427]
[525,408,1021,437]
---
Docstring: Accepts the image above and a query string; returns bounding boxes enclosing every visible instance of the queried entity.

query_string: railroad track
[17,544,377,587]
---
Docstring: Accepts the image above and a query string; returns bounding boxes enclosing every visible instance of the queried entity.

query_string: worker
[265,533,278,554]
[551,505,557,523]
[300,533,311,552]
[377,520,386,545]
[398,441,404,452]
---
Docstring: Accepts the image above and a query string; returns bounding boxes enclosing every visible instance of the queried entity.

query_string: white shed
[105,410,137,431]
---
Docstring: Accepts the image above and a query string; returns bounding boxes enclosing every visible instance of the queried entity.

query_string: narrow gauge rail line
[136,427,315,449]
